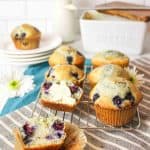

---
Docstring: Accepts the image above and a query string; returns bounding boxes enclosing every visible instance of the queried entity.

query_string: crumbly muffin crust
[87,64,129,86]
[45,65,85,85]
[92,50,129,67]
[48,45,85,68]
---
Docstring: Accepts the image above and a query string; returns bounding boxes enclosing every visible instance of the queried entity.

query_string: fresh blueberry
[112,96,122,107]
[56,132,62,138]
[52,120,64,131]
[69,85,79,94]
[44,90,49,94]
[93,93,100,102]
[71,72,78,79]
[125,92,135,105]
[23,123,35,136]
[45,135,53,140]
[21,32,26,38]
[23,136,32,144]
[23,135,28,141]
[15,33,19,40]
[43,82,52,90]
[125,92,135,101]
[66,56,73,64]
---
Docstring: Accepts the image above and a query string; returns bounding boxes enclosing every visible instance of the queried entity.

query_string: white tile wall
[27,0,54,19]
[0,1,25,19]
[0,0,149,36]
[0,21,8,35]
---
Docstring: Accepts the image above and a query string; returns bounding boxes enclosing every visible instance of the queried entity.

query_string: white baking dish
[80,11,147,56]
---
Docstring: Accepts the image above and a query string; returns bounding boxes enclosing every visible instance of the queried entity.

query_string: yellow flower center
[8,80,20,90]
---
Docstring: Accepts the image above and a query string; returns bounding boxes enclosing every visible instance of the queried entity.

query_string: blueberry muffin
[13,117,66,150]
[87,64,130,86]
[92,50,129,68]
[45,65,85,85]
[48,45,85,68]
[11,24,41,50]
[90,77,142,126]
[40,80,83,112]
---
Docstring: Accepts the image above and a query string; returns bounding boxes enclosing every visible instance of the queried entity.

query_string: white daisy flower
[125,66,144,88]
[0,66,35,99]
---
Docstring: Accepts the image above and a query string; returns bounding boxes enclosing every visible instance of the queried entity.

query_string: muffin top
[48,45,85,67]
[20,117,66,146]
[90,77,142,109]
[94,50,127,59]
[87,64,129,86]
[11,24,41,40]
[92,50,129,67]
[46,65,85,84]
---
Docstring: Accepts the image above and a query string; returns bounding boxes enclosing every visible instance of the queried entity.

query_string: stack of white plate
[0,34,62,66]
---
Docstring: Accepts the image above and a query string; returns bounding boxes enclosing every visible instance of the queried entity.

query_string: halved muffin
[45,65,85,85]
[40,81,83,112]
[13,117,66,150]
[48,45,85,68]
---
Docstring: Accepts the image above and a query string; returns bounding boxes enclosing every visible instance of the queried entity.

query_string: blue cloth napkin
[0,59,91,117]
[0,62,49,116]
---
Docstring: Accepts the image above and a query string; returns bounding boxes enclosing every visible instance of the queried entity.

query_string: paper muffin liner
[61,122,87,150]
[94,104,137,127]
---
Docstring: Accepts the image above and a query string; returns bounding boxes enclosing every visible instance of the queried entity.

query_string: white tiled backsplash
[0,0,150,35]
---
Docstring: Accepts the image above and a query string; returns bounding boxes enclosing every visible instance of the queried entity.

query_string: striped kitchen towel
[0,55,150,150]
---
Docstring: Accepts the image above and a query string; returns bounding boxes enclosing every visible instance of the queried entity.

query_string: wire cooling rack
[31,65,141,131]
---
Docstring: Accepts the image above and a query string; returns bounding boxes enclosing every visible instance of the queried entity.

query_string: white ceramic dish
[0,51,50,66]
[80,11,147,56]
[0,57,48,66]
[0,33,62,55]
[1,54,49,62]
[1,50,52,59]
